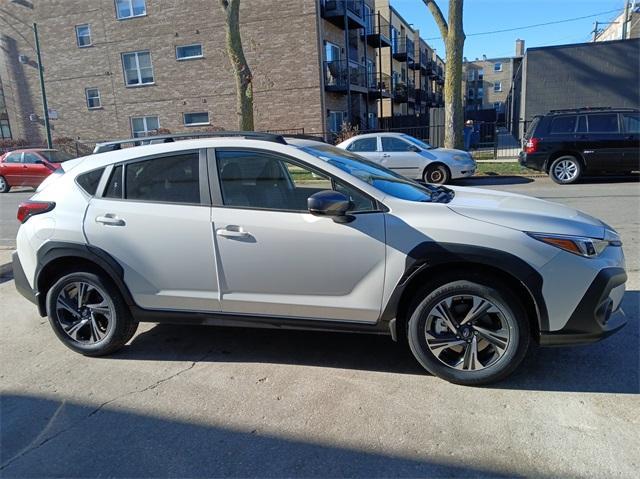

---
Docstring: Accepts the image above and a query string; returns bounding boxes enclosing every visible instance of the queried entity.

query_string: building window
[477,87,484,98]
[478,68,484,80]
[328,111,345,133]
[115,0,146,20]
[494,62,503,72]
[183,112,210,126]
[325,42,340,62]
[131,115,159,137]
[467,89,475,99]
[364,3,373,35]
[467,69,475,81]
[391,27,399,54]
[85,88,101,109]
[122,51,154,86]
[0,119,11,140]
[75,24,92,47]
[494,102,502,111]
[494,81,502,92]
[176,44,203,60]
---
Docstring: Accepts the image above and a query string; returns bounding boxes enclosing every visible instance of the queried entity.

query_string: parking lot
[1,176,639,477]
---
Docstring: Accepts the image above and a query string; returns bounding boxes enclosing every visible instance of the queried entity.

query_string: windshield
[401,135,434,150]
[300,144,452,203]
[40,150,75,163]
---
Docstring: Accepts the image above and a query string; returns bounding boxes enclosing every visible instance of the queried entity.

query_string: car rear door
[0,152,24,185]
[621,112,640,171]
[584,113,626,172]
[380,136,424,179]
[84,149,221,312]
[345,136,380,163]
[210,148,386,322]
[22,152,53,186]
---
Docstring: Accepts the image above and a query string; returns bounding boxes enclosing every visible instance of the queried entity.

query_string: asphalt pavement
[1,176,639,477]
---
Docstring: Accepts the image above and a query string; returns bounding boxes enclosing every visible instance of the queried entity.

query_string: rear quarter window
[549,116,577,134]
[76,168,105,196]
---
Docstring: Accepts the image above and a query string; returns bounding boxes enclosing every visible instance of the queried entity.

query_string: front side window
[550,116,577,134]
[125,153,200,204]
[494,62,502,72]
[131,115,159,137]
[176,44,203,60]
[622,112,640,133]
[115,0,146,19]
[86,88,101,109]
[216,150,375,212]
[587,113,619,133]
[183,112,210,126]
[122,51,154,86]
[347,137,377,152]
[22,153,41,164]
[382,137,413,152]
[494,81,502,92]
[75,24,92,47]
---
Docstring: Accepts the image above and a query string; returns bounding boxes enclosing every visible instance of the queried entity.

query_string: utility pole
[622,1,630,39]
[33,23,52,149]
[592,21,599,41]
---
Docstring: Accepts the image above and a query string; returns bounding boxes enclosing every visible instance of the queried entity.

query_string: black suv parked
[519,108,639,184]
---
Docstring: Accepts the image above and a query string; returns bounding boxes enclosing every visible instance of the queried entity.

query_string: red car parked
[0,149,74,193]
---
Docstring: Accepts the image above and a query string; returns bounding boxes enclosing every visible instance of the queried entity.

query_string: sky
[391,0,628,60]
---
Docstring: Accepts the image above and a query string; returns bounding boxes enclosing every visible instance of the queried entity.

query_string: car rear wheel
[406,278,530,385]
[46,271,138,356]
[549,156,582,184]
[424,164,451,185]
[0,176,10,193]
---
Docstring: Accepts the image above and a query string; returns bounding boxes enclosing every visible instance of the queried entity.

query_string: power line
[423,8,622,40]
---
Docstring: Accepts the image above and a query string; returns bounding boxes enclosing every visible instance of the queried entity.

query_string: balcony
[322,0,365,30]
[324,60,368,93]
[407,79,416,103]
[392,37,415,63]
[436,65,445,84]
[367,72,393,98]
[393,79,408,103]
[409,50,428,71]
[363,13,391,48]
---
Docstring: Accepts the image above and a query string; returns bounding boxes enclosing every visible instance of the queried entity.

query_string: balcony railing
[324,60,367,92]
[364,12,391,48]
[392,36,415,62]
[407,79,416,102]
[393,79,408,103]
[322,0,365,30]
[367,72,392,97]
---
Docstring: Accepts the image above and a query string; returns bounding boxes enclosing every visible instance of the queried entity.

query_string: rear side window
[125,152,200,204]
[348,138,377,152]
[587,114,619,133]
[524,117,540,139]
[76,168,105,195]
[622,113,640,133]
[549,116,577,134]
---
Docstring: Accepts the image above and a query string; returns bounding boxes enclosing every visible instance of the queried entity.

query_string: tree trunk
[220,0,254,131]
[422,0,465,149]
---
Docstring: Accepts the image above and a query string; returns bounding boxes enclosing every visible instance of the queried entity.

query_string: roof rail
[282,133,327,143]
[548,107,638,114]
[93,131,287,153]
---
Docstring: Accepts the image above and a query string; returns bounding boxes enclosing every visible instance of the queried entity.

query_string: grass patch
[476,162,537,176]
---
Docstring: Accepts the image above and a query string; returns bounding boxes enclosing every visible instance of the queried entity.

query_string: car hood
[445,186,606,239]
[421,147,472,161]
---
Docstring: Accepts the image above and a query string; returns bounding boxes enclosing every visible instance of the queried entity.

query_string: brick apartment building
[0,0,443,144]
[462,39,524,120]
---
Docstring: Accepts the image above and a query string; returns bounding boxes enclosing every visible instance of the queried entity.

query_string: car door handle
[96,215,126,226]
[382,154,391,158]
[216,226,250,238]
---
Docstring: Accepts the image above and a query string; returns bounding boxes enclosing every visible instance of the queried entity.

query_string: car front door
[84,149,221,312]
[211,148,386,323]
[621,112,640,170]
[346,136,380,163]
[584,113,626,172]
[22,152,53,187]
[380,136,424,179]
[0,152,25,186]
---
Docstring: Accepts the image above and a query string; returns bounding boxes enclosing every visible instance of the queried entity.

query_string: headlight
[452,154,473,162]
[527,232,622,258]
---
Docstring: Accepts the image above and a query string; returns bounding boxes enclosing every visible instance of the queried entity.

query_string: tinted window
[22,153,42,164]
[382,137,413,152]
[40,150,74,163]
[550,116,577,134]
[104,165,123,198]
[524,117,540,139]
[348,138,377,152]
[77,168,105,196]
[588,114,619,133]
[126,152,200,204]
[576,116,587,133]
[622,113,640,133]
[217,150,375,212]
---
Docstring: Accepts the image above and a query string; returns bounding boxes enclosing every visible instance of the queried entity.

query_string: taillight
[17,201,55,223]
[525,137,539,154]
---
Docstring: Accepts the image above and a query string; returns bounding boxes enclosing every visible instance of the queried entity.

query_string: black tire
[0,176,10,193]
[423,163,451,185]
[549,155,582,184]
[406,277,530,386]
[46,271,138,356]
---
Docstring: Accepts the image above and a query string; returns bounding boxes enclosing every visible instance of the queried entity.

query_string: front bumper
[451,161,477,179]
[539,267,627,346]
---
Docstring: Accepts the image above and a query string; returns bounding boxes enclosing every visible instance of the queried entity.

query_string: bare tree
[219,0,254,130]
[422,0,465,149]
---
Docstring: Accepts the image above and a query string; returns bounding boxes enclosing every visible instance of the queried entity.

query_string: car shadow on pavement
[576,174,640,184]
[116,292,639,394]
[453,176,534,186]
[1,394,513,478]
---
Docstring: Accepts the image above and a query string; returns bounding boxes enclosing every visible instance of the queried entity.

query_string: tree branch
[422,0,448,39]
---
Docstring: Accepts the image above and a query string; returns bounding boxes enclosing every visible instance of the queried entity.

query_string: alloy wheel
[0,176,6,191]
[424,295,511,371]
[553,159,578,182]
[55,281,114,344]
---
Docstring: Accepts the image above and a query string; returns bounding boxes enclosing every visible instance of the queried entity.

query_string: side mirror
[308,190,354,223]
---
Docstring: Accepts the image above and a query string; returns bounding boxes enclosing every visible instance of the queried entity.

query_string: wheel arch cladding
[382,242,548,338]
[35,242,135,317]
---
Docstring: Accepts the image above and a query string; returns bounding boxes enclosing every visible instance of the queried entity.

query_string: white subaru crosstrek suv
[12,133,627,385]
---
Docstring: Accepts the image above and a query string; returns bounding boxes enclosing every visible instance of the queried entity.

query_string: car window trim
[208,146,386,215]
[95,148,211,207]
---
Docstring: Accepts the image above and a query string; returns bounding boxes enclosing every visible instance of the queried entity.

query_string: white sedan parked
[337,132,476,184]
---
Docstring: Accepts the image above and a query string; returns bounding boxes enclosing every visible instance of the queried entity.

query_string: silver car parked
[337,132,476,184]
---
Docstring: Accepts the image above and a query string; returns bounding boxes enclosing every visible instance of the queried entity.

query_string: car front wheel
[0,176,10,193]
[549,155,582,184]
[424,164,451,184]
[46,271,138,356]
[406,278,530,385]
